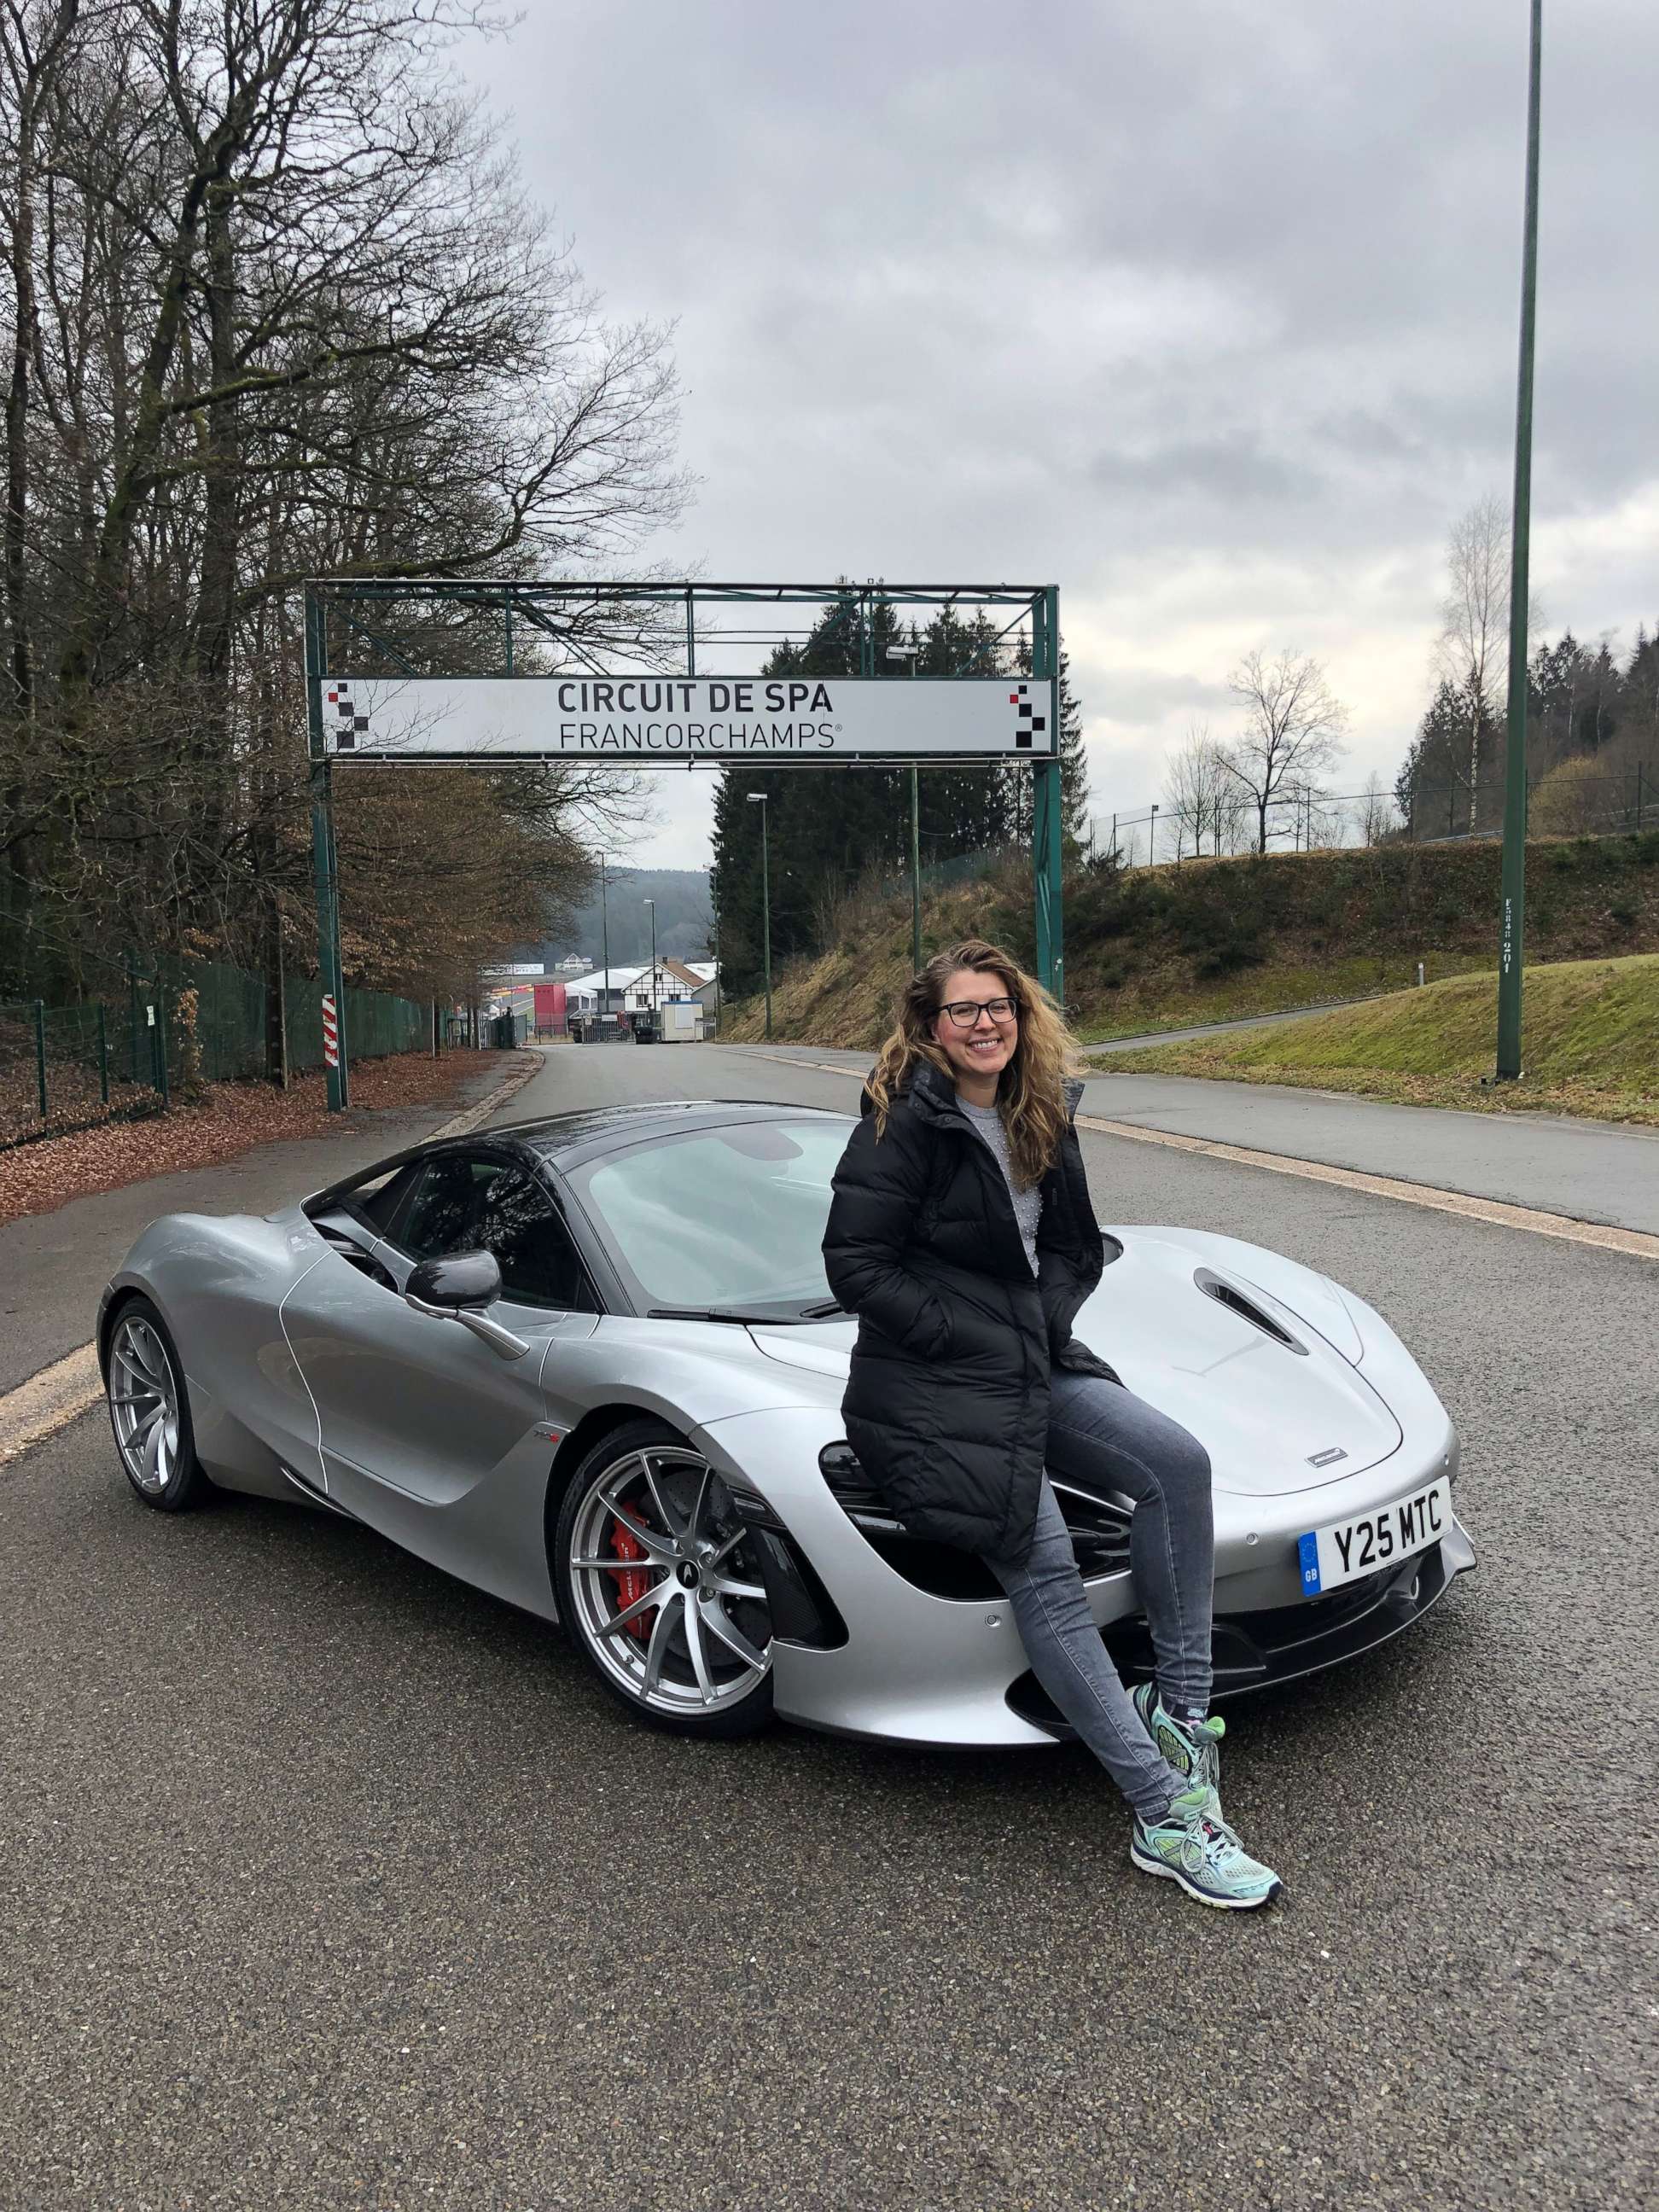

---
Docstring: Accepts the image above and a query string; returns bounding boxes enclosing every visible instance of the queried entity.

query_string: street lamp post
[1497,0,1543,1081]
[599,853,611,1033]
[710,868,722,1032]
[746,791,772,1041]
[644,898,657,1036]
[886,642,923,972]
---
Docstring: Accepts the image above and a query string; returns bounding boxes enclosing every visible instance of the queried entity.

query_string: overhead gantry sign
[306,578,1066,1109]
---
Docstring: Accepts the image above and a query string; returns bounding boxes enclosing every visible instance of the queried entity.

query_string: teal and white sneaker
[1131,1786,1284,1911]
[1131,1683,1225,1809]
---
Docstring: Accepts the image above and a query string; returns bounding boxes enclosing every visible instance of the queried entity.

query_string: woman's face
[930,966,1020,1086]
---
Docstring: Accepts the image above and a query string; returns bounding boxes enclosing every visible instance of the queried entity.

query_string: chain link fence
[1,949,431,1147]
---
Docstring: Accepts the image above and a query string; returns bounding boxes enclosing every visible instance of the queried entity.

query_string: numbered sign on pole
[321,992,339,1068]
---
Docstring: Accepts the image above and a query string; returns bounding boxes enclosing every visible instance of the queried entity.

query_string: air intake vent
[1193,1267,1307,1354]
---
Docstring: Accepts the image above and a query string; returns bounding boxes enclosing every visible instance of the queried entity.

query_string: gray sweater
[958,1097,1041,1276]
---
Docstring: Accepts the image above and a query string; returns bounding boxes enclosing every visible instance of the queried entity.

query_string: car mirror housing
[405,1250,529,1361]
[405,1250,502,1310]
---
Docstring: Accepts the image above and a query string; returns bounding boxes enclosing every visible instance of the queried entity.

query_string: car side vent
[1193,1267,1307,1354]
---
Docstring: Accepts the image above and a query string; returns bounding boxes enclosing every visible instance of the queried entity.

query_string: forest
[708,593,1090,998]
[1,0,683,1056]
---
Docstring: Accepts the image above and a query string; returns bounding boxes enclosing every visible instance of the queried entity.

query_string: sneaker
[1131,1786,1284,1911]
[1131,1682,1225,1808]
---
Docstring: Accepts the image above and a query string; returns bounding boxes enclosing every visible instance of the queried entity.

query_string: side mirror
[405,1250,529,1361]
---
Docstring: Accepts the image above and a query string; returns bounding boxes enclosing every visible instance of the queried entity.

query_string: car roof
[504,1097,852,1171]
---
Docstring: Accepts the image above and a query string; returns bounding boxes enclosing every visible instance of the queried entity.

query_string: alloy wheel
[568,1444,772,1719]
[108,1313,182,1496]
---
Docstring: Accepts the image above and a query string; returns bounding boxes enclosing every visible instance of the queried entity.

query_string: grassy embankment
[718,830,1659,1056]
[1121,953,1659,1126]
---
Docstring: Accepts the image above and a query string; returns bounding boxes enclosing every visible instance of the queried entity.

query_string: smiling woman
[824,935,1289,1908]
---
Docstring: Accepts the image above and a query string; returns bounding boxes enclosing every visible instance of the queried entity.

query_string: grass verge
[1118,955,1659,1126]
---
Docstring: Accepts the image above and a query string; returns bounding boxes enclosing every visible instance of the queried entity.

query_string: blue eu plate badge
[1297,1531,1323,1595]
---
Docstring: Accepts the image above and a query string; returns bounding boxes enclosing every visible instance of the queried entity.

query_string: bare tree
[1434,496,1509,833]
[3,0,688,1023]
[1220,649,1348,853]
[1163,723,1243,857]
[1353,770,1398,847]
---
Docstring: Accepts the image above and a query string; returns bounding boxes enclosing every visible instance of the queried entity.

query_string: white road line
[731,1046,1659,1266]
[0,1343,104,1466]
[0,1053,544,1470]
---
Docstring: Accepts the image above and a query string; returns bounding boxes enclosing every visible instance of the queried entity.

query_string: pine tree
[1010,636,1090,857]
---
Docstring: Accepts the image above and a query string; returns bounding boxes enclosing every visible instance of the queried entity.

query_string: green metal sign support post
[1032,586,1064,1006]
[1497,0,1542,1082]
[306,587,349,1110]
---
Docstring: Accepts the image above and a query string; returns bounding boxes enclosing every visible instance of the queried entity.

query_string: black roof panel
[504,1097,850,1170]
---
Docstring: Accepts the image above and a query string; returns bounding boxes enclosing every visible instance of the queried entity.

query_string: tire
[553,1417,775,1739]
[104,1295,211,1513]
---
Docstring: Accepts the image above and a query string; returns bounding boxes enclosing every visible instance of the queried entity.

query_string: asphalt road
[3,1041,1655,2210]
[739,1042,1659,1236]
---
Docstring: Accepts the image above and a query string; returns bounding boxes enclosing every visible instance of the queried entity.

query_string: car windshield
[567,1119,850,1317]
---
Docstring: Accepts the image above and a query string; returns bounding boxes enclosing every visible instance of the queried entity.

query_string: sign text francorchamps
[321,674,1051,763]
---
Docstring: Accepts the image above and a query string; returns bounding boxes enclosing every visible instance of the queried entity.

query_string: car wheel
[554,1418,775,1738]
[105,1297,210,1512]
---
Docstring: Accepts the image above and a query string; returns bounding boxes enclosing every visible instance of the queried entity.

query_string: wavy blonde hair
[865,938,1084,1188]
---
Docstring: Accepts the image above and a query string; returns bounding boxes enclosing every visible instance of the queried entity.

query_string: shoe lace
[1188,1808,1249,1869]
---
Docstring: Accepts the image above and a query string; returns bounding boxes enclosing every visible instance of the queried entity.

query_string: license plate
[1296,1477,1451,1597]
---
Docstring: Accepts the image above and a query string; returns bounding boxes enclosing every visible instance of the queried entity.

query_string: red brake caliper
[607,1509,658,1640]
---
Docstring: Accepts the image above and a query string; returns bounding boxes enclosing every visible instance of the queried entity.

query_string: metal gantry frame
[305,577,1065,1109]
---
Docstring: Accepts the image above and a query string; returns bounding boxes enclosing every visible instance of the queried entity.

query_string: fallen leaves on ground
[0,1051,535,1227]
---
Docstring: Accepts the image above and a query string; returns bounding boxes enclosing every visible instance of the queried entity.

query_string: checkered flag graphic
[1008,683,1047,749]
[326,681,370,750]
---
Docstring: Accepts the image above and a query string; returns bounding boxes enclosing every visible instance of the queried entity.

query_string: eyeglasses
[940,996,1017,1029]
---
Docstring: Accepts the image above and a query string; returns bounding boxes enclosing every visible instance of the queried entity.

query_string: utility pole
[599,853,611,1035]
[1497,0,1542,1082]
[710,868,722,1030]
[746,791,772,1040]
[644,898,658,1036]
[886,641,923,971]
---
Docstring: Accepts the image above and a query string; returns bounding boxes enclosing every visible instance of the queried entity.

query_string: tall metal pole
[1497,0,1542,1081]
[600,853,611,1033]
[1031,589,1064,1004]
[760,803,772,1040]
[306,587,347,1112]
[711,870,722,1029]
[910,760,923,973]
[646,899,658,1030]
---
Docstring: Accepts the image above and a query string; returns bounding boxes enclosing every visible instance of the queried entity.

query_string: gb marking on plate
[1297,1532,1323,1595]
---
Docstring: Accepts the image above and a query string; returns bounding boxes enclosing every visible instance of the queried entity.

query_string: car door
[286,1148,596,1521]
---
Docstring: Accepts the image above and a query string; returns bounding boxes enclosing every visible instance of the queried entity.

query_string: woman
[822,938,1282,1911]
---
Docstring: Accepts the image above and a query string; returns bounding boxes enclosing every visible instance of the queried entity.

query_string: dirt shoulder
[0,1049,537,1229]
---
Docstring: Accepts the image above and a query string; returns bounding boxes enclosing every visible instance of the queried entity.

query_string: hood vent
[1194,1266,1307,1355]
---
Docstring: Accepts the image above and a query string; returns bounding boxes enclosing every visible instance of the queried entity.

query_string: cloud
[456,0,1658,859]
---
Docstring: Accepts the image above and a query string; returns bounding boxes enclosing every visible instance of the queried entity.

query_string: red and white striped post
[321,992,339,1069]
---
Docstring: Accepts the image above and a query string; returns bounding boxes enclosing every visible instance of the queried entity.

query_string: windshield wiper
[796,1300,846,1319]
[645,1305,804,1325]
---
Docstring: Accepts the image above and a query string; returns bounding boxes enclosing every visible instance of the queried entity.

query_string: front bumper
[1006,1515,1478,1735]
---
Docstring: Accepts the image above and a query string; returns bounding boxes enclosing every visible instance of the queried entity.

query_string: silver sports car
[99,1099,1476,1743]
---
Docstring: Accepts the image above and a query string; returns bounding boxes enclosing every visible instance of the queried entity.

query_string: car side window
[353,1161,422,1233]
[398,1153,499,1260]
[475,1170,597,1313]
[397,1153,597,1312]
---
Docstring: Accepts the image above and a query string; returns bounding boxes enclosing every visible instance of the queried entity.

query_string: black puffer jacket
[821,1060,1115,1563]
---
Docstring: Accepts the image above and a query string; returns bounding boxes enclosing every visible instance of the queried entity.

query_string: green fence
[1,952,431,1147]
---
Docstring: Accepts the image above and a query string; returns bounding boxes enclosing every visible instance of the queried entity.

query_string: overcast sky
[457,0,1657,870]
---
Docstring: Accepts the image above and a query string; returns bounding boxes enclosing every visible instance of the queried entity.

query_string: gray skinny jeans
[983,1371,1214,1824]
